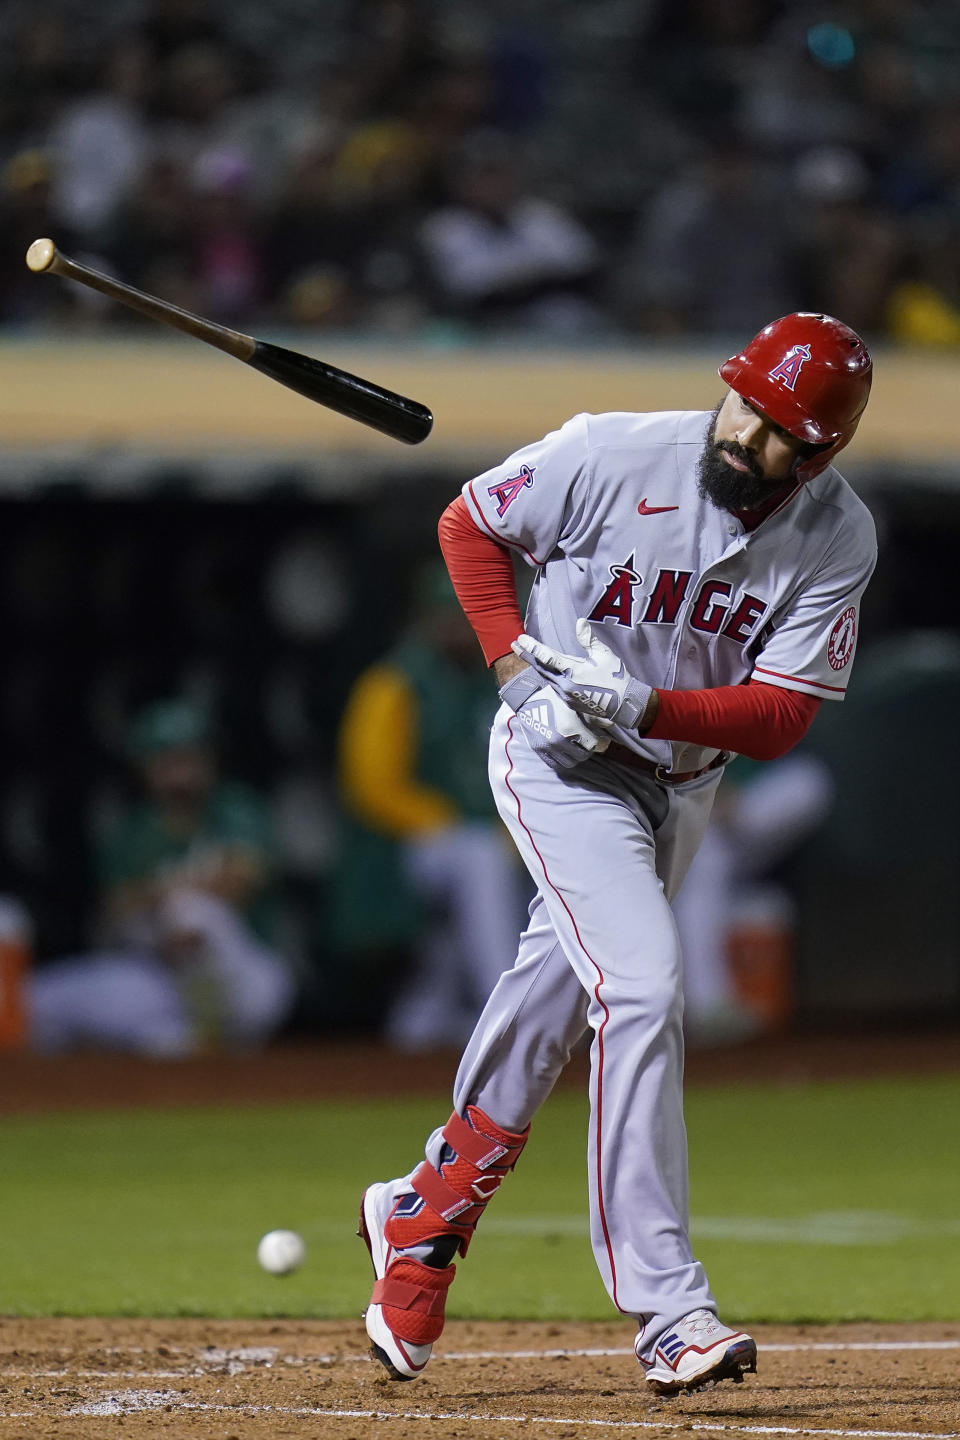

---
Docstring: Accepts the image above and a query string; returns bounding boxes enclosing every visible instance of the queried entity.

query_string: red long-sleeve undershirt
[437,496,820,761]
[645,681,818,761]
[438,496,524,662]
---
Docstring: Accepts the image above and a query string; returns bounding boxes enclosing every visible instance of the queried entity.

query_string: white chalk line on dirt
[438,1343,960,1360]
[0,1368,205,1379]
[54,1395,960,1438]
[2,1338,958,1381]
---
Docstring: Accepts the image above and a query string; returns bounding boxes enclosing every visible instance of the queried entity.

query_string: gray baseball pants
[418,705,724,1353]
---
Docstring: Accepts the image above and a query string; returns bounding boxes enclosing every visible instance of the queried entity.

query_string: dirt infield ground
[3,1032,958,1437]
[3,1027,960,1116]
[1,1318,959,1439]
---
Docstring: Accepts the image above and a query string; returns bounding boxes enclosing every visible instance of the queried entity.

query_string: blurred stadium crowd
[2,0,960,342]
[3,0,960,1055]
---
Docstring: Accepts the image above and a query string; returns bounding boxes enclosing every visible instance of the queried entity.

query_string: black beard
[697,403,788,512]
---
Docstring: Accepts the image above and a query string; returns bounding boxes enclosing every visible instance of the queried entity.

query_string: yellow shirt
[886,281,960,347]
[338,665,458,839]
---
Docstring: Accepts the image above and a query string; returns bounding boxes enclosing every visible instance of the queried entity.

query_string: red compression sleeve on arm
[646,680,820,761]
[438,496,525,665]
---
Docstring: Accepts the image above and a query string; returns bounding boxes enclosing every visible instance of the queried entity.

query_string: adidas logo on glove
[519,701,555,741]
[575,685,617,718]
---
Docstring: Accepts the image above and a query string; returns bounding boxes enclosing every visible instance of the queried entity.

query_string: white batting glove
[499,665,609,772]
[512,619,653,732]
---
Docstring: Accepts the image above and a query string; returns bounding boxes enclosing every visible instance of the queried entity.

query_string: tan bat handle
[25,238,256,362]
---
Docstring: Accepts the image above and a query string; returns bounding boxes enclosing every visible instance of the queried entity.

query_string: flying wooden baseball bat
[25,237,433,445]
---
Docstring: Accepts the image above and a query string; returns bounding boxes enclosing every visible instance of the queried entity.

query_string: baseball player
[358,313,875,1394]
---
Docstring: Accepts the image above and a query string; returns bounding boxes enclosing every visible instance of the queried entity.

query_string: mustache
[714,439,765,481]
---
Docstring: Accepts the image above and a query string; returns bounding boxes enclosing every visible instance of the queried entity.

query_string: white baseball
[257,1229,306,1275]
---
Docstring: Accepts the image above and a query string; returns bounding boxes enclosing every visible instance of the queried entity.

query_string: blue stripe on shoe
[659,1333,685,1359]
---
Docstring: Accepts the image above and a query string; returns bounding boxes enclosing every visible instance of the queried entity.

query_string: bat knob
[26,238,57,273]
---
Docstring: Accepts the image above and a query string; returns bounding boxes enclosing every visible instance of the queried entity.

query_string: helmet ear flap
[794,408,866,483]
[792,438,832,482]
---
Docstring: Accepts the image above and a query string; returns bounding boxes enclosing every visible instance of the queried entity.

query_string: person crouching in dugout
[28,699,294,1055]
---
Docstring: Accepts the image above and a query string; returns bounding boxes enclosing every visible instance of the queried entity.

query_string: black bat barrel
[250,341,433,445]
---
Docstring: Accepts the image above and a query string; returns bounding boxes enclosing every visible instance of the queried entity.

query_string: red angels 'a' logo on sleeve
[488,464,535,518]
[828,606,857,670]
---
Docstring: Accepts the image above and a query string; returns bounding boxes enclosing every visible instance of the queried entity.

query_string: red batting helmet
[719,312,872,481]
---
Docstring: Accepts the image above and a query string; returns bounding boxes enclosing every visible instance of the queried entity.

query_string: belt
[606,743,729,786]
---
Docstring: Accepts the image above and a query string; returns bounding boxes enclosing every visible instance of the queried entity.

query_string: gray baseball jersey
[411,407,879,1352]
[463,409,877,773]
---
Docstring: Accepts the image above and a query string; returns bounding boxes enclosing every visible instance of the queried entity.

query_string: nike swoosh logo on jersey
[637,499,680,515]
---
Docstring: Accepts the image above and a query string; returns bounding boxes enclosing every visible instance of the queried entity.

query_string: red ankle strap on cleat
[372,1258,456,1345]
[385,1107,530,1258]
[444,1107,528,1170]
[411,1160,479,1226]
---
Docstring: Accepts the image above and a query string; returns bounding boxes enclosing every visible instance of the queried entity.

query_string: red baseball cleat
[359,1180,455,1380]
